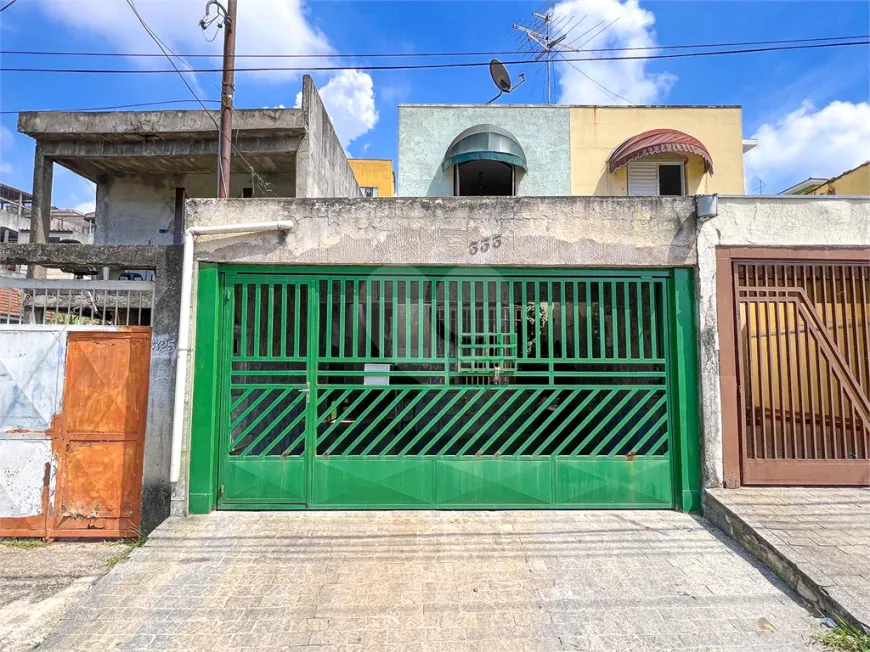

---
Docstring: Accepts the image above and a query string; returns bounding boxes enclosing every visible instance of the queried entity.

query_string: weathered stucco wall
[295,76,360,199]
[696,195,870,488]
[186,196,697,266]
[398,106,571,197]
[96,173,296,246]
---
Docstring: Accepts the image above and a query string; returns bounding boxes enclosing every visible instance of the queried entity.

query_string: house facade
[348,159,395,197]
[398,104,752,197]
[1,93,869,539]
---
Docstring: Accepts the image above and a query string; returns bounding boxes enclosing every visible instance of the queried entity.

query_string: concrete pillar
[27,142,54,279]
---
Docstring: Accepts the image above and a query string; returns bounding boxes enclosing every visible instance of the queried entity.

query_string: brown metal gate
[718,248,870,486]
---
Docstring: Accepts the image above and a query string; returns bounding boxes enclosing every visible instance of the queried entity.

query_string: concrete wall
[398,106,571,197]
[96,173,296,246]
[186,196,697,267]
[696,195,870,488]
[0,244,182,533]
[296,76,360,199]
[570,107,746,195]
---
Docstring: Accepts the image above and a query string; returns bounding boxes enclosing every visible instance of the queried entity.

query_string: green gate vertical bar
[240,283,248,358]
[431,280,437,358]
[306,279,318,504]
[637,281,645,359]
[267,283,275,358]
[189,264,221,514]
[281,283,288,358]
[521,281,527,359]
[404,280,411,358]
[380,280,385,358]
[325,281,333,358]
[598,281,605,359]
[391,280,397,358]
[670,268,701,512]
[294,283,301,358]
[339,280,347,357]
[418,279,425,359]
[366,279,373,358]
[352,280,360,358]
[253,282,261,358]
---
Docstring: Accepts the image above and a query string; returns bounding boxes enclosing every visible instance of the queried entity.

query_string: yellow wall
[348,159,395,197]
[569,107,746,195]
[809,163,870,196]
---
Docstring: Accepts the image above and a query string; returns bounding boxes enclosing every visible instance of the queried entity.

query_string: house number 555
[469,234,502,255]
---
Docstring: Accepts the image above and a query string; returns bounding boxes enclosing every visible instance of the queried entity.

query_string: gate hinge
[224,288,232,302]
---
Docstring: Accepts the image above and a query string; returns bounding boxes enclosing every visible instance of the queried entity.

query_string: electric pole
[200,0,237,198]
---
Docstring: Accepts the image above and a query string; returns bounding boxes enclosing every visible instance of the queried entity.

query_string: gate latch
[302,381,311,404]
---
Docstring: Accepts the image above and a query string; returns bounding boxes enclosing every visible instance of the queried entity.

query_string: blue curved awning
[442,124,527,172]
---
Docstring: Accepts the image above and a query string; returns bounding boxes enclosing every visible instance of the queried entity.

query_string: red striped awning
[608,129,714,174]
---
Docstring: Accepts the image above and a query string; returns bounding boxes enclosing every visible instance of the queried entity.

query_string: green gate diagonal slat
[525,389,603,456]
[607,394,668,457]
[647,414,671,456]
[230,388,253,413]
[229,388,275,432]
[418,389,488,456]
[499,389,564,455]
[317,388,352,412]
[394,389,461,456]
[477,389,545,455]
[256,392,310,456]
[237,390,306,456]
[317,389,378,446]
[550,389,621,456]
[339,388,412,456]
[230,388,292,451]
[359,389,432,456]
[322,388,397,454]
[587,389,654,456]
[456,389,530,456]
[432,389,505,455]
[560,389,638,456]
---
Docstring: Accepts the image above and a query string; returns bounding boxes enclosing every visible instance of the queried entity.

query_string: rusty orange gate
[0,330,151,539]
[719,249,870,486]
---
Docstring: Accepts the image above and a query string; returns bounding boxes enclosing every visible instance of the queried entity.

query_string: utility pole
[200,0,237,198]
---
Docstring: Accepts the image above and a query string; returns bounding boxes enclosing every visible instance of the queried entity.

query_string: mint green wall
[398,106,571,197]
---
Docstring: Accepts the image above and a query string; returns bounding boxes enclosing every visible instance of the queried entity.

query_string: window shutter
[627,162,658,196]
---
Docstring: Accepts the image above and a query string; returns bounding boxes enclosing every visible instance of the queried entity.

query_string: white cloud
[744,100,870,193]
[295,70,378,148]
[74,200,96,214]
[550,0,675,105]
[37,0,332,82]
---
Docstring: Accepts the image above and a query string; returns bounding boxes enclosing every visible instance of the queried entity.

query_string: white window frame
[360,186,379,197]
[627,159,686,197]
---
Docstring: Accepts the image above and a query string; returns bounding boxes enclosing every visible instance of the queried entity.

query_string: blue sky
[1,0,868,210]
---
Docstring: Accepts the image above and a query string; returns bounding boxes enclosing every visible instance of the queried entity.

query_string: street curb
[702,489,869,634]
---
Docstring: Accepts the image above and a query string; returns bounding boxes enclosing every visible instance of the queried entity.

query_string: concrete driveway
[39,511,822,651]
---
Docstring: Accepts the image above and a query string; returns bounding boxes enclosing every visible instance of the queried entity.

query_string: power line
[0,99,220,115]
[1,34,866,59]
[0,0,20,13]
[2,40,865,74]
[555,53,636,105]
[122,0,274,197]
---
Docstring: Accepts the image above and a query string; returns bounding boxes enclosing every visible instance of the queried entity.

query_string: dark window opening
[242,187,254,198]
[454,160,515,196]
[658,165,683,196]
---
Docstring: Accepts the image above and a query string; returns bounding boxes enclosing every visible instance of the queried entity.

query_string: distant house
[779,161,870,196]
[348,159,395,197]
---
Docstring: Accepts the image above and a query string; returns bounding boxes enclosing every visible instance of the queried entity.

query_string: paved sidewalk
[40,511,822,651]
[0,540,131,652]
[707,487,870,632]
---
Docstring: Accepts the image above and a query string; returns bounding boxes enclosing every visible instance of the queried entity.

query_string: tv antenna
[512,5,624,105]
[486,59,526,104]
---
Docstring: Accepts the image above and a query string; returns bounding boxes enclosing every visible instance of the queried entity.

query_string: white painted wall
[697,195,870,487]
[0,329,67,433]
[0,438,54,518]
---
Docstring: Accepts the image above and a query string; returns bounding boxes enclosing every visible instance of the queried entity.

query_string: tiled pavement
[707,487,870,631]
[39,511,824,651]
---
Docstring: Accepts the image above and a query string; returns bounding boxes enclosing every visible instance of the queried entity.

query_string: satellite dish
[490,59,512,93]
[487,59,526,104]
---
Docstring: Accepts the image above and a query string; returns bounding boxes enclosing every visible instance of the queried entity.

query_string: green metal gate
[201,267,698,510]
